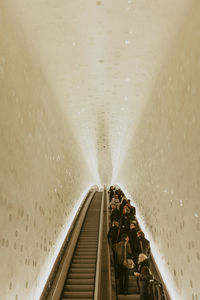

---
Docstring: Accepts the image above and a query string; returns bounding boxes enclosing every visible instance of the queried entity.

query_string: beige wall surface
[1,0,200,300]
[0,6,94,300]
[117,4,200,300]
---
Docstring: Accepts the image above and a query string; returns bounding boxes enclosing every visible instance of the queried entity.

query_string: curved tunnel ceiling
[5,0,190,184]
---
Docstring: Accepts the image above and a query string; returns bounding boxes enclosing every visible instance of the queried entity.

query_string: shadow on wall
[116,3,200,300]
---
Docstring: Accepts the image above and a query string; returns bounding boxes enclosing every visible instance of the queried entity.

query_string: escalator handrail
[149,251,170,300]
[94,189,105,300]
[106,189,117,300]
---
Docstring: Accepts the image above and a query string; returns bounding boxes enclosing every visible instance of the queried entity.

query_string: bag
[147,279,166,300]
[123,242,135,269]
[123,258,135,269]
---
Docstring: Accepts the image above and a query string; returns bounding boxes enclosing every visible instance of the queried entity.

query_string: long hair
[138,253,148,264]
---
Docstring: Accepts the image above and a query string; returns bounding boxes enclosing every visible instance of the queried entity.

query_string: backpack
[147,279,166,300]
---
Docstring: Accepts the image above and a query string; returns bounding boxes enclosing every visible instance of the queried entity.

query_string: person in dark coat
[120,212,131,235]
[137,231,150,257]
[107,221,121,267]
[135,253,150,274]
[134,253,150,291]
[107,221,121,244]
[128,222,139,264]
[110,204,120,222]
[115,233,132,295]
[126,199,136,219]
[139,266,153,300]
[119,198,127,216]
[108,186,115,202]
[138,254,150,273]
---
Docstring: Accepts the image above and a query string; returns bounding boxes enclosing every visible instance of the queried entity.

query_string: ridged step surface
[118,295,140,300]
[60,192,102,299]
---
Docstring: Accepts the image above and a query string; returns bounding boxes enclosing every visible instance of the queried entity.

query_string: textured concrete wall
[117,4,200,300]
[0,7,94,300]
[1,1,200,299]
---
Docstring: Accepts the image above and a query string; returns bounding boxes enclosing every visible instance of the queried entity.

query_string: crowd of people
[107,186,152,299]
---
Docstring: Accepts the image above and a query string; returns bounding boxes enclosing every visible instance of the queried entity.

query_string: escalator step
[76,245,97,248]
[69,268,95,273]
[72,258,96,264]
[76,243,97,247]
[61,298,93,300]
[118,295,140,300]
[68,273,95,279]
[73,256,96,259]
[71,263,96,268]
[74,252,96,256]
[128,287,140,293]
[66,279,94,285]
[64,284,93,291]
[62,291,93,298]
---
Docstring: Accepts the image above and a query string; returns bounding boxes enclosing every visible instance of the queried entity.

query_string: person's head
[130,223,136,230]
[121,233,129,242]
[141,266,151,277]
[114,194,118,199]
[111,203,116,209]
[137,231,145,238]
[127,199,131,204]
[112,221,119,227]
[121,196,126,202]
[138,253,148,263]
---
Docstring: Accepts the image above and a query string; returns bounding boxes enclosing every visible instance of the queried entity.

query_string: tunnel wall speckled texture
[117,5,200,300]
[0,7,94,300]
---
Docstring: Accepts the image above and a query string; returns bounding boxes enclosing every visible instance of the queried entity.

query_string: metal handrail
[94,189,105,300]
[150,252,171,300]
[106,189,117,300]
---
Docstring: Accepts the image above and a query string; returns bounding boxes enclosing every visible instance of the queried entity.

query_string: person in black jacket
[110,204,120,222]
[134,253,150,290]
[119,197,127,216]
[107,221,121,266]
[108,186,115,202]
[107,221,121,245]
[137,231,150,257]
[138,254,150,272]
[128,222,139,264]
[139,266,153,300]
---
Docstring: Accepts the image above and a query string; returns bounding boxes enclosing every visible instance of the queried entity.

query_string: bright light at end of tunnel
[117,183,182,300]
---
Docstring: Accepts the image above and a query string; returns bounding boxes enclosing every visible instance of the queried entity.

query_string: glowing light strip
[116,183,182,300]
[35,184,97,300]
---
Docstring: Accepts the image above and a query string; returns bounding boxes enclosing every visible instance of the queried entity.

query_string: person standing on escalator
[136,231,150,257]
[128,222,139,264]
[115,233,132,295]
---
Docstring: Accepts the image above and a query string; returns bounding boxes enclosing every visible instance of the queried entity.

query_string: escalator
[41,187,169,300]
[117,274,140,300]
[60,192,102,299]
[41,190,104,300]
